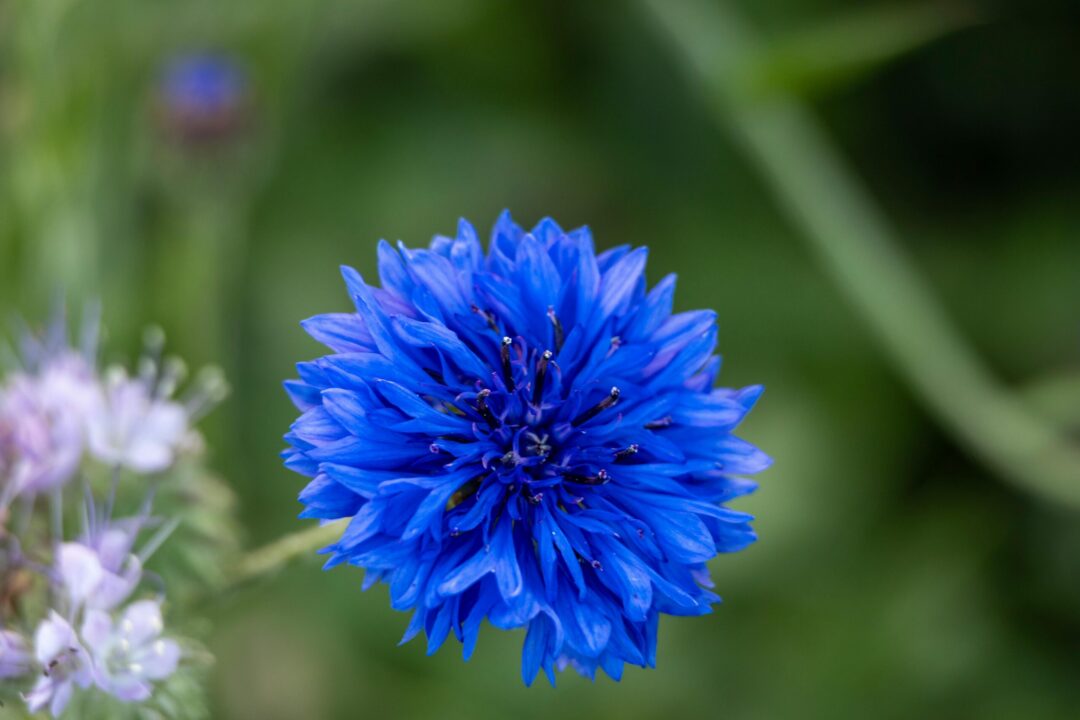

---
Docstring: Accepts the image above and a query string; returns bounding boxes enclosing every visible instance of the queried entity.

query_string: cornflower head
[157,53,249,144]
[283,212,770,684]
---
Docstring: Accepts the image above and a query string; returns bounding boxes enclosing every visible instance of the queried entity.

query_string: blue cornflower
[283,212,770,684]
[157,53,248,142]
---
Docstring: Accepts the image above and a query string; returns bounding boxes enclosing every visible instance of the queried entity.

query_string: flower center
[443,330,630,500]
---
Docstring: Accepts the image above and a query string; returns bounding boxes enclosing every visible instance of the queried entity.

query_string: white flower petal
[24,675,53,713]
[120,600,165,647]
[49,679,74,717]
[88,557,142,611]
[97,528,136,571]
[80,609,113,649]
[57,543,104,607]
[107,676,153,703]
[33,612,76,665]
[137,638,181,679]
[123,441,174,474]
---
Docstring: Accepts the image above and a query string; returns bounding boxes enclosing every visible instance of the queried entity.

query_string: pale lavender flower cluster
[0,316,226,717]
[0,326,218,508]
[0,352,97,501]
[21,524,181,715]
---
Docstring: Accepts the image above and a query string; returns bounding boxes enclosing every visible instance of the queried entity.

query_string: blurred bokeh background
[2,0,1079,717]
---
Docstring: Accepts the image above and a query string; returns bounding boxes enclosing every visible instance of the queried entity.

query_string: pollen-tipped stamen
[563,468,611,486]
[471,304,500,334]
[475,389,500,429]
[571,386,620,427]
[500,337,516,392]
[532,350,553,405]
[546,307,564,353]
[614,444,639,462]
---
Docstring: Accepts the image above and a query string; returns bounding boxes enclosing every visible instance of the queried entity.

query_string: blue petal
[301,313,373,353]
[438,519,522,601]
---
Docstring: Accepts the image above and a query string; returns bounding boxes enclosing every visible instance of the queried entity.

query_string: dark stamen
[614,444,639,462]
[500,336,516,392]
[571,386,620,427]
[500,451,520,467]
[644,415,673,430]
[532,350,553,405]
[563,468,611,486]
[547,306,564,353]
[607,336,622,358]
[471,304,500,334]
[475,389,500,429]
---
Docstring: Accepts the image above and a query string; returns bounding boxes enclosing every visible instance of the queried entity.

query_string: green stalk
[232,519,346,586]
[1024,371,1080,430]
[639,0,1080,507]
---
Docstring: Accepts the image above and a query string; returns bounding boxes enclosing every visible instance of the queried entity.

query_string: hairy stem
[639,0,1080,507]
[233,520,346,586]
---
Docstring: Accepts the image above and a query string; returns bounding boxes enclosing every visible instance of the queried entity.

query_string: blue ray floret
[282,212,770,684]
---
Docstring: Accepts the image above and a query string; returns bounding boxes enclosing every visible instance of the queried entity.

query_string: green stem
[233,520,346,586]
[1023,370,1080,430]
[639,0,1080,507]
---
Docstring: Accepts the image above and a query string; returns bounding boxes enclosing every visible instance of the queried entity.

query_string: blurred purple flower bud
[0,628,31,679]
[158,53,249,143]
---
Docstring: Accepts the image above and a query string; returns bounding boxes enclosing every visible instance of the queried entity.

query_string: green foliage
[745,3,976,97]
[150,462,242,607]
[2,0,1079,718]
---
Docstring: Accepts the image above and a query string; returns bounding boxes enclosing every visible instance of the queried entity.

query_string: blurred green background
[2,0,1079,718]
